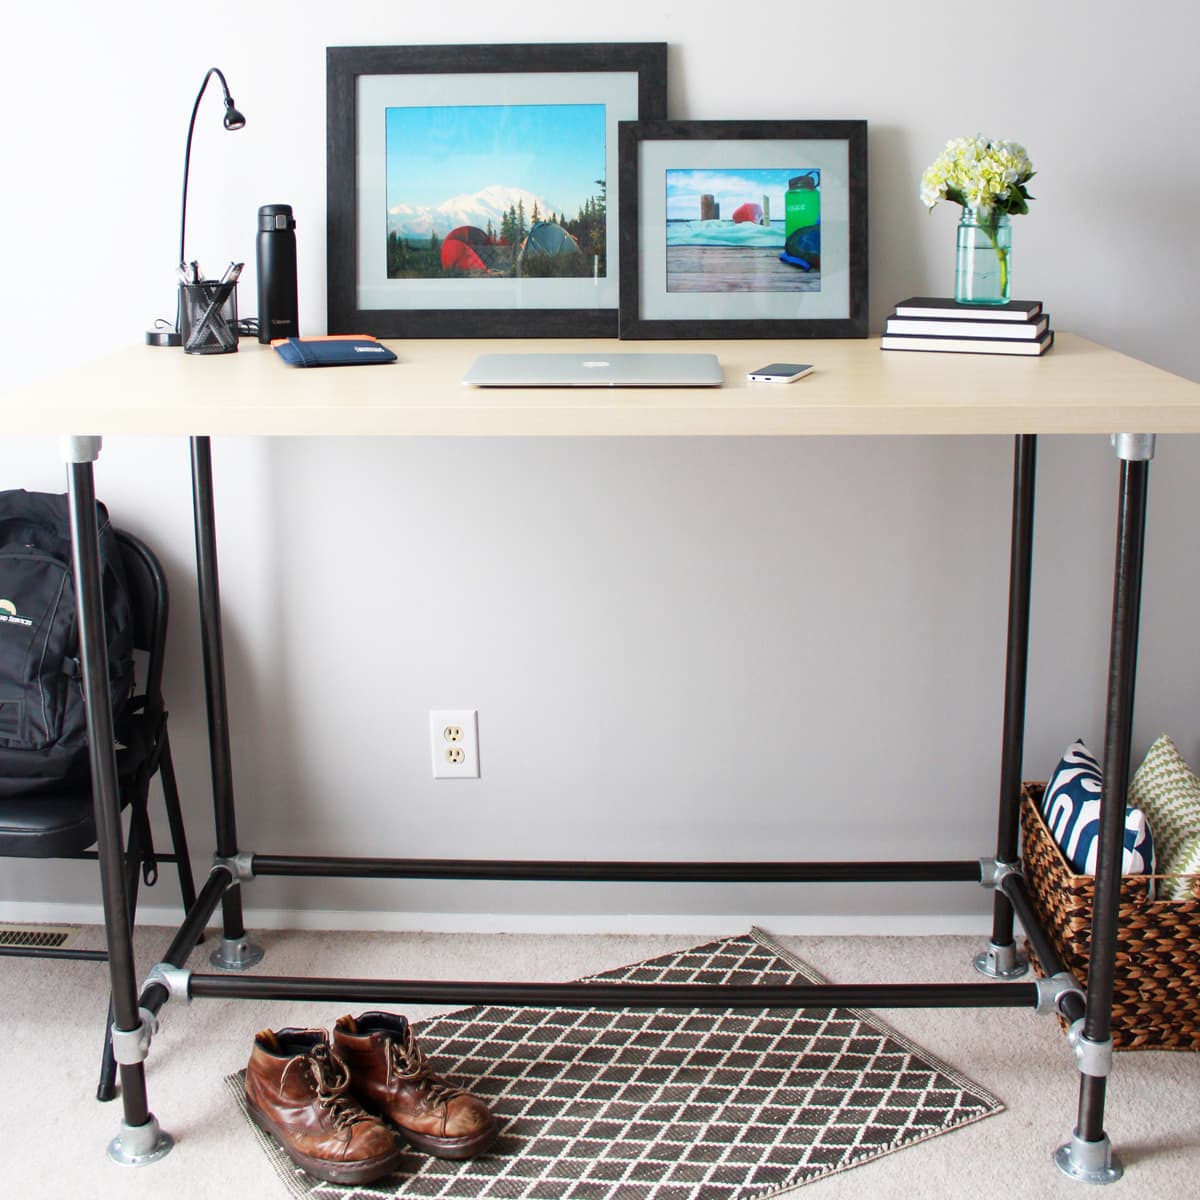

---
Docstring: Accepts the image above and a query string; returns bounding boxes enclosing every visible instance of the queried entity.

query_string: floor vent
[0,924,79,950]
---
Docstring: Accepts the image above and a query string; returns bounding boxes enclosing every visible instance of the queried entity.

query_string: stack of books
[881,297,1054,356]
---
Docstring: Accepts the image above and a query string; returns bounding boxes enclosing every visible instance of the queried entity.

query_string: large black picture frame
[326,43,667,338]
[618,119,868,339]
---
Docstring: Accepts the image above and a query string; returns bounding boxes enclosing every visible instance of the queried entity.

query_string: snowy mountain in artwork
[388,185,563,240]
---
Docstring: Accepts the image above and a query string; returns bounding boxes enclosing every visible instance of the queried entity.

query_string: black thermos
[256,204,299,343]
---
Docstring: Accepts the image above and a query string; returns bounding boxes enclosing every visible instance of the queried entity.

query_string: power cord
[146,315,260,344]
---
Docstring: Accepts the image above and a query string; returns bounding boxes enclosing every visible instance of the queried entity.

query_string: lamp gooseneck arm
[179,67,243,269]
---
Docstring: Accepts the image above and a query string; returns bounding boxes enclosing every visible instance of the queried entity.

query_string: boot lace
[386,1023,464,1107]
[283,1042,372,1131]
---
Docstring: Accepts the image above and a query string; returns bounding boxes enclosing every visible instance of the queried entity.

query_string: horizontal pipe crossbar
[0,946,108,961]
[250,854,983,884]
[188,973,1036,1010]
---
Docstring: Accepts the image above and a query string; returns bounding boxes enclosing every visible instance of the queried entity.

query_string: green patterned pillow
[1167,833,1200,901]
[1128,734,1200,900]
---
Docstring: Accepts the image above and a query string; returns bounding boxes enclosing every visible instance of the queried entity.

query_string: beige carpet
[4,925,1199,1198]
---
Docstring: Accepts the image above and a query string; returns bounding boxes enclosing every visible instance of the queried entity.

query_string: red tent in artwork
[440,226,508,273]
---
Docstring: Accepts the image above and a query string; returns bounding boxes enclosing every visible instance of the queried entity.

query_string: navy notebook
[273,337,397,367]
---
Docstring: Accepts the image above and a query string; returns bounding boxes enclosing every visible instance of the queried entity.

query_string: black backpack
[0,490,135,796]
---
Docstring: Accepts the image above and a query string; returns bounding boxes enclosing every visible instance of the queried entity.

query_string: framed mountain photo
[326,43,667,337]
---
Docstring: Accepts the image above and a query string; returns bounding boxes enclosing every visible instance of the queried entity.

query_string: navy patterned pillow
[1041,740,1155,875]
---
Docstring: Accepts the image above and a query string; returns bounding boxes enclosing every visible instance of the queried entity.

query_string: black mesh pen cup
[179,281,239,354]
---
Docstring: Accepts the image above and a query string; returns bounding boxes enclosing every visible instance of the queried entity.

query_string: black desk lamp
[146,67,246,347]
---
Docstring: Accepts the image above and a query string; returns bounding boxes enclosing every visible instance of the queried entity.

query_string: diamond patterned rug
[227,928,1003,1199]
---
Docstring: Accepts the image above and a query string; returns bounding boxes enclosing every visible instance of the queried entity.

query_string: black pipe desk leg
[978,434,1036,980]
[96,820,145,1101]
[63,439,172,1164]
[190,436,263,971]
[1055,434,1153,1185]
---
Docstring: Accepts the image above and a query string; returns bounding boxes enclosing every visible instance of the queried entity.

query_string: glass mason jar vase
[955,208,1012,304]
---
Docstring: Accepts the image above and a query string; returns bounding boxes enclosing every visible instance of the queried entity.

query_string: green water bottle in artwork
[785,175,819,236]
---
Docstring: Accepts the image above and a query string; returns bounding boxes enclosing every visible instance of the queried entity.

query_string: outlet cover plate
[430,709,479,779]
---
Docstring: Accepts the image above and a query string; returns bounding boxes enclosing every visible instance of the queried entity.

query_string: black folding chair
[0,529,196,1100]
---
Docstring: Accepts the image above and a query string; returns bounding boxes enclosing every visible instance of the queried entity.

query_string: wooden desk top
[4,334,1200,438]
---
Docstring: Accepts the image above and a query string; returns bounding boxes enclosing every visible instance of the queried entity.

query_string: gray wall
[2,2,1198,931]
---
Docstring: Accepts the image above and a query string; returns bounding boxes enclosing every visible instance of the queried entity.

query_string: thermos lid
[258,203,295,232]
[788,176,816,190]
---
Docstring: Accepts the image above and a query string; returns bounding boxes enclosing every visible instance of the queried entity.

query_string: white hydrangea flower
[920,135,1035,221]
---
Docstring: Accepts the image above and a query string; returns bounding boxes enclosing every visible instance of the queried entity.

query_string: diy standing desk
[7,333,1200,1183]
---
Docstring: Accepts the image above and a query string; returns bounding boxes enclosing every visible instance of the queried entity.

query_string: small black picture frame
[326,43,667,338]
[618,119,868,339]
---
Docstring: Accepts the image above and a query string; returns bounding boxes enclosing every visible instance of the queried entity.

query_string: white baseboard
[0,899,992,938]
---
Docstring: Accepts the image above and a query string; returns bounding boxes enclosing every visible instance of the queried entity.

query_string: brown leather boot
[244,1027,405,1184]
[332,1012,499,1159]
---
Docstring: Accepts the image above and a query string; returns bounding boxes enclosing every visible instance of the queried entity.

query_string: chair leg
[97,994,119,1102]
[157,727,198,917]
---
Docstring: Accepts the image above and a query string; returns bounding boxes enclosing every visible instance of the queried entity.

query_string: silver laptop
[462,352,722,388]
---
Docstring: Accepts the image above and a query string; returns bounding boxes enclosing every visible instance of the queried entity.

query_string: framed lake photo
[618,120,868,338]
[326,43,667,338]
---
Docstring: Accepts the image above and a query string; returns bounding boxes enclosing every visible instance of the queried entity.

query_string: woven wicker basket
[1020,782,1200,1050]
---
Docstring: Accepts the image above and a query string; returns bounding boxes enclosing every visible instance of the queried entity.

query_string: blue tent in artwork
[518,221,582,266]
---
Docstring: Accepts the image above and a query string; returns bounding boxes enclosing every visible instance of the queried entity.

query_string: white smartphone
[746,362,815,383]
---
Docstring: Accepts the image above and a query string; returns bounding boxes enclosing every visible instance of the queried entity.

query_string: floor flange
[107,1115,174,1166]
[1053,1134,1123,1185]
[973,940,1030,979]
[210,935,264,971]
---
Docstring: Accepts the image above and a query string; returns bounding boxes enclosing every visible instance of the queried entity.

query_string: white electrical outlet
[430,709,479,779]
